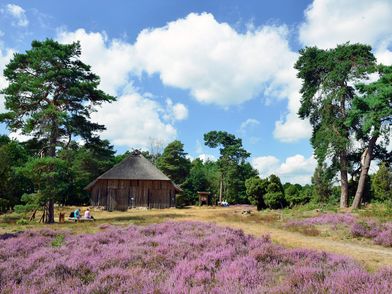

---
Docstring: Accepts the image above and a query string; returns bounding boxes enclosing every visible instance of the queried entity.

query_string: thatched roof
[85,150,181,191]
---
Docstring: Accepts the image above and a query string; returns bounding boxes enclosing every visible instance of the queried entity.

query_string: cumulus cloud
[274,113,312,143]
[198,153,217,162]
[300,0,392,49]
[57,29,190,150]
[91,93,177,149]
[164,98,188,122]
[57,29,134,96]
[251,154,317,185]
[239,118,260,133]
[5,4,29,27]
[0,47,14,113]
[132,13,297,107]
[57,15,312,143]
[300,0,392,66]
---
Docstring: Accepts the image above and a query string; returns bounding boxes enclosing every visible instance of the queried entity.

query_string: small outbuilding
[85,150,181,211]
[198,191,212,206]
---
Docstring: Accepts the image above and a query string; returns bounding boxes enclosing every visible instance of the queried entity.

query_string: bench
[67,217,94,222]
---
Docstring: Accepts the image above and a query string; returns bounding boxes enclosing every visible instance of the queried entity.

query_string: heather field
[2,206,392,272]
[1,221,392,294]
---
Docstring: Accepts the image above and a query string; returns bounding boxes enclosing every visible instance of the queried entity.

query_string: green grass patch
[51,234,65,247]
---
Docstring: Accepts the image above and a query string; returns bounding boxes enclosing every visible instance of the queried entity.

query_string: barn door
[108,188,117,211]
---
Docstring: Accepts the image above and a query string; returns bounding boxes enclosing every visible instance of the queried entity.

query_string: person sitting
[74,208,81,220]
[83,208,94,220]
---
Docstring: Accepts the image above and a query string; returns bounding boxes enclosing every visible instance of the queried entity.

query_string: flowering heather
[286,213,392,247]
[1,222,391,293]
[351,221,392,247]
[287,213,357,227]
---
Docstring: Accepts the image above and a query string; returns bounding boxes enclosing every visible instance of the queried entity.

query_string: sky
[0,0,391,185]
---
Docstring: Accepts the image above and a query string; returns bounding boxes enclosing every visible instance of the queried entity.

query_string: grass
[1,205,392,271]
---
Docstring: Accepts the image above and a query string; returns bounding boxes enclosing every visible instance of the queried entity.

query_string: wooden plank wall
[90,179,175,210]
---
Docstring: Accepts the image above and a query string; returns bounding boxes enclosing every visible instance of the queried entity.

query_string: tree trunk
[339,152,349,208]
[219,175,223,204]
[351,136,377,209]
[46,118,57,224]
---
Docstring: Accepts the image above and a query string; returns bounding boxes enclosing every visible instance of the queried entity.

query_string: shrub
[16,218,29,225]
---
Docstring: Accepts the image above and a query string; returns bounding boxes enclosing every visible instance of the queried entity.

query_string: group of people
[69,208,94,221]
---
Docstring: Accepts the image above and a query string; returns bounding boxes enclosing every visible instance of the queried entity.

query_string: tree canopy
[156,140,191,185]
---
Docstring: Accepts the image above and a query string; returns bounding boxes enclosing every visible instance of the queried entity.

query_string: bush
[175,194,187,208]
[264,192,285,209]
[16,218,29,225]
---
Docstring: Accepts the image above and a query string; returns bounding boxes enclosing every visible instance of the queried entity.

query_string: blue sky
[0,0,391,184]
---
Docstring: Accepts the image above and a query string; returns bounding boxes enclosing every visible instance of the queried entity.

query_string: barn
[85,150,181,211]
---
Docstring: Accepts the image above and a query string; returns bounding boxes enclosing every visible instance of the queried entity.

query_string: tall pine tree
[0,39,115,222]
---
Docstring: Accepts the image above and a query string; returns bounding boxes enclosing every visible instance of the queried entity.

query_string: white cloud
[274,113,313,143]
[251,156,280,178]
[300,0,392,49]
[57,16,312,143]
[8,130,31,142]
[0,47,14,113]
[164,98,188,122]
[239,118,259,132]
[238,118,263,144]
[57,29,186,149]
[5,4,29,27]
[91,93,177,149]
[300,0,392,66]
[132,13,297,107]
[251,154,317,185]
[198,153,216,162]
[57,29,134,96]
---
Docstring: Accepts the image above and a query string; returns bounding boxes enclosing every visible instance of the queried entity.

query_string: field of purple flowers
[1,221,392,293]
[286,213,392,247]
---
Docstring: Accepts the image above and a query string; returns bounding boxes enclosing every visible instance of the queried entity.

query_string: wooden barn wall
[90,179,175,210]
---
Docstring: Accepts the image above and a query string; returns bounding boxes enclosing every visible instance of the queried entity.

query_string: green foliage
[225,162,258,204]
[204,131,250,164]
[264,174,285,209]
[295,43,376,163]
[284,183,310,207]
[295,43,376,208]
[14,193,44,214]
[16,218,29,225]
[311,163,333,203]
[245,177,268,210]
[349,65,392,143]
[0,39,115,157]
[0,139,32,212]
[358,202,392,222]
[16,157,72,206]
[58,141,116,205]
[156,140,191,184]
[0,39,115,222]
[51,234,65,247]
[204,131,253,203]
[372,162,392,202]
[182,158,219,205]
